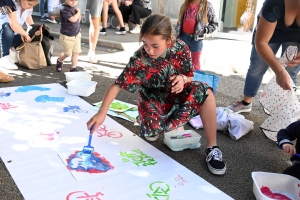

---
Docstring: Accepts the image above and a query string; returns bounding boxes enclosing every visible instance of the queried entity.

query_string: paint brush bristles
[82,125,94,154]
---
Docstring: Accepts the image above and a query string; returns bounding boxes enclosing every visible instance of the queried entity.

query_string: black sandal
[70,67,79,72]
[56,59,63,72]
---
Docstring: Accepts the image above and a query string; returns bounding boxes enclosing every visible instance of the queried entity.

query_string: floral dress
[115,39,211,136]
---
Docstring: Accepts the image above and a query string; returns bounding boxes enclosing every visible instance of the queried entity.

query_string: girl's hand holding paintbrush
[282,143,296,156]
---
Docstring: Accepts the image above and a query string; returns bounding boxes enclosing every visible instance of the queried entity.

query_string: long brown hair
[177,0,208,24]
[139,14,173,43]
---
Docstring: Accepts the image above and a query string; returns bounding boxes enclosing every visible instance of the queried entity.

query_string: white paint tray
[163,130,201,151]
[252,171,300,200]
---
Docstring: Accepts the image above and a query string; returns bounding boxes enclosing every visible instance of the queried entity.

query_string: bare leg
[89,16,100,53]
[243,95,253,103]
[58,53,68,62]
[71,52,79,67]
[111,0,125,27]
[199,89,217,148]
[102,1,109,28]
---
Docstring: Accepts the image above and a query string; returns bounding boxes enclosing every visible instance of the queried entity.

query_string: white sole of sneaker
[235,108,252,114]
[99,32,106,36]
[208,165,227,175]
[115,32,126,35]
[144,134,160,142]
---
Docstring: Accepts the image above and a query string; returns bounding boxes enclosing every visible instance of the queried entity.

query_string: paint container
[66,80,97,97]
[64,72,93,83]
[163,130,201,151]
[252,171,299,200]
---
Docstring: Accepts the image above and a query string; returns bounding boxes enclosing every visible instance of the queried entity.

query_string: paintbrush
[82,125,94,154]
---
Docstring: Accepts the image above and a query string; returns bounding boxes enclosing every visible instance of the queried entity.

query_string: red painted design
[260,186,291,200]
[66,191,104,200]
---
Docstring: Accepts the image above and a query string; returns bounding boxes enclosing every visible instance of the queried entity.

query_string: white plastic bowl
[66,79,97,97]
[64,72,93,83]
[163,130,201,151]
[252,171,299,200]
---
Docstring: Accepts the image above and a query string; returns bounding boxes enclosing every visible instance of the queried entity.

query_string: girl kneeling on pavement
[86,14,226,175]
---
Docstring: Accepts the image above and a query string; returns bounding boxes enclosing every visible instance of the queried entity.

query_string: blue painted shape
[35,95,65,103]
[67,151,110,172]
[15,86,51,92]
[0,92,11,98]
[63,105,88,113]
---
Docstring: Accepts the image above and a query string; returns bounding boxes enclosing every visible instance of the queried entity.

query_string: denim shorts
[76,0,104,18]
[178,32,203,52]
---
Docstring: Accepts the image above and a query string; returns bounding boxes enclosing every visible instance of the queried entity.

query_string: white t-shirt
[0,0,33,33]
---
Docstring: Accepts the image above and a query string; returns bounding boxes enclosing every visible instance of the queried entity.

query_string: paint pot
[252,172,299,200]
[163,130,201,151]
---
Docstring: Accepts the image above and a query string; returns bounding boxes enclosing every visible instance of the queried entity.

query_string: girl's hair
[177,0,208,24]
[139,14,173,43]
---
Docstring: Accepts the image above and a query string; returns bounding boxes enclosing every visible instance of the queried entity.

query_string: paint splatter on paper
[0,92,11,98]
[63,105,88,113]
[66,151,114,173]
[0,103,17,110]
[15,85,50,92]
[35,95,65,103]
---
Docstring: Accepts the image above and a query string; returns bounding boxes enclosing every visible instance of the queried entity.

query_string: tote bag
[193,70,220,93]
[16,34,47,69]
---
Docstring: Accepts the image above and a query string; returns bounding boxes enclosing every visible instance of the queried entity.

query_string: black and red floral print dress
[115,39,211,136]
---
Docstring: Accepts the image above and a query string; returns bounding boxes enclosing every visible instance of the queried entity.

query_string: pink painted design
[96,125,123,138]
[66,191,104,200]
[175,175,188,186]
[260,186,291,200]
[0,103,17,110]
[39,131,60,140]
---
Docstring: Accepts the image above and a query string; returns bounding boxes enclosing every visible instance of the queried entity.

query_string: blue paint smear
[15,86,51,92]
[67,151,110,172]
[0,92,11,98]
[35,95,65,103]
[63,105,88,113]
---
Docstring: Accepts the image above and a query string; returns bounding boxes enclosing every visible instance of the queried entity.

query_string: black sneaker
[56,59,63,72]
[205,146,226,175]
[115,27,126,35]
[40,15,49,22]
[99,28,107,36]
[70,67,79,72]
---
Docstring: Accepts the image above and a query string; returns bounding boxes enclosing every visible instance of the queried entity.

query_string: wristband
[180,74,187,84]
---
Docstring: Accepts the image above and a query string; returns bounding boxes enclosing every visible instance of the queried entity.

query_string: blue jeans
[40,0,45,16]
[244,42,300,97]
[0,23,23,57]
[179,32,203,52]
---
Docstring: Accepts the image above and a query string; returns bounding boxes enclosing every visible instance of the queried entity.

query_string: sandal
[70,67,79,72]
[56,59,63,72]
[0,70,14,83]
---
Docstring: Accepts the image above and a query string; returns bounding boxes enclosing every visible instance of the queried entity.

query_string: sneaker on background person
[130,26,141,34]
[116,25,129,32]
[227,100,252,113]
[99,28,107,35]
[40,15,49,21]
[88,51,98,64]
[115,27,126,35]
[47,18,58,24]
[206,146,227,175]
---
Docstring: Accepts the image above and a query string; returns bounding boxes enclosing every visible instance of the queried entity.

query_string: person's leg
[70,52,79,71]
[111,0,125,27]
[191,51,201,71]
[129,5,151,33]
[119,3,131,28]
[282,42,300,84]
[244,43,281,100]
[99,1,109,35]
[70,33,81,72]
[40,0,45,16]
[86,0,104,63]
[0,23,14,57]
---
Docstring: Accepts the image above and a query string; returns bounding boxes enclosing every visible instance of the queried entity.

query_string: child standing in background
[87,14,226,176]
[175,0,218,71]
[56,0,81,72]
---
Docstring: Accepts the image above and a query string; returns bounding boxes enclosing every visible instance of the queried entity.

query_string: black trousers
[119,4,151,25]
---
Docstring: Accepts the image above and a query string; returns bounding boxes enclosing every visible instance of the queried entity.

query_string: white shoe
[130,26,141,34]
[47,19,58,24]
[88,51,98,64]
[9,49,19,63]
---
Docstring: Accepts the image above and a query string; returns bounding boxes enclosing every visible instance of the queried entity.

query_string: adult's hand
[34,25,43,36]
[286,52,300,67]
[276,69,292,90]
[23,34,31,42]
